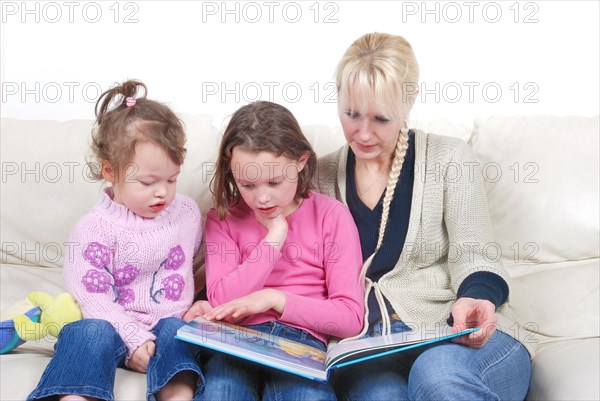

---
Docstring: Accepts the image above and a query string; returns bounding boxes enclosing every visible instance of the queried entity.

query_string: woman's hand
[182,300,214,322]
[203,289,286,323]
[255,213,288,250]
[450,297,497,348]
[128,340,155,373]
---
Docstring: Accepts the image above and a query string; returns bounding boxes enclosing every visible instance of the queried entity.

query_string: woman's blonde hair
[336,33,419,250]
[336,32,419,122]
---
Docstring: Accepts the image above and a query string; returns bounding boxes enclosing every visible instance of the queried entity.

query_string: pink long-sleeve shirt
[64,189,202,360]
[205,192,364,343]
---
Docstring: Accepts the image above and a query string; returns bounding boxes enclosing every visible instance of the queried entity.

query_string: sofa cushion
[469,115,599,263]
[412,117,472,142]
[1,119,99,268]
[505,259,599,339]
[526,337,600,401]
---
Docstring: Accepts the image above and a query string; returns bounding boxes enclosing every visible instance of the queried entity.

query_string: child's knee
[60,319,116,342]
[154,317,185,334]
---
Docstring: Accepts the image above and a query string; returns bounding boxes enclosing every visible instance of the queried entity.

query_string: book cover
[176,317,479,382]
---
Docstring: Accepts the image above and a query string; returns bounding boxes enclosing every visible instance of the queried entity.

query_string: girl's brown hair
[212,101,316,219]
[88,80,186,181]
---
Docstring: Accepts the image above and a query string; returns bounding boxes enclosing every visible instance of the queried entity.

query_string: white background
[1,0,598,129]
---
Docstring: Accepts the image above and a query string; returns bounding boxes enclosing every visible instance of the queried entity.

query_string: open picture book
[176,317,479,382]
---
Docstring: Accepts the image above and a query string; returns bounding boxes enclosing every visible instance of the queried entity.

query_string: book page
[326,326,478,368]
[177,317,330,381]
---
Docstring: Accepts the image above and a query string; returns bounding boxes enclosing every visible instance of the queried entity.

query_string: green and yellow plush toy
[0,292,82,354]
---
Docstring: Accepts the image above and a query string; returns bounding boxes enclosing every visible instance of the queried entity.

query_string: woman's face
[338,99,403,163]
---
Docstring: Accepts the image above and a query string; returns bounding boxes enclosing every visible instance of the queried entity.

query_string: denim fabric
[27,318,204,401]
[199,321,337,401]
[146,317,205,401]
[332,320,531,401]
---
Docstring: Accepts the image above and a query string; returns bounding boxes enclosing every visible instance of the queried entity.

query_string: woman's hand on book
[450,297,497,348]
[203,289,286,323]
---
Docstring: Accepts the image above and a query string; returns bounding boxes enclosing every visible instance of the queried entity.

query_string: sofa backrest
[2,114,597,270]
[469,115,599,264]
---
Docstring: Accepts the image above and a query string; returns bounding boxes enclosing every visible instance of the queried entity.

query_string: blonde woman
[315,33,533,401]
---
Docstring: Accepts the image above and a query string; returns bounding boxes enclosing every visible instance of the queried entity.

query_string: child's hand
[128,340,156,373]
[203,289,285,323]
[183,300,214,322]
[255,213,288,250]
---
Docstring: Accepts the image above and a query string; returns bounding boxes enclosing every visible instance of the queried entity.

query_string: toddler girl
[28,80,203,401]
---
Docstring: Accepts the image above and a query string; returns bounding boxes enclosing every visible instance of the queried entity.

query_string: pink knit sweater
[205,192,365,343]
[64,188,202,359]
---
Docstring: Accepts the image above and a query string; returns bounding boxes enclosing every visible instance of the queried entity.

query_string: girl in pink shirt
[188,101,364,400]
[28,80,203,401]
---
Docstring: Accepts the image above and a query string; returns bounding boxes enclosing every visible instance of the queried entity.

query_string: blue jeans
[28,318,204,401]
[331,320,531,401]
[199,321,336,401]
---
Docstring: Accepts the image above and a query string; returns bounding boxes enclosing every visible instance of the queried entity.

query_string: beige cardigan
[315,130,535,357]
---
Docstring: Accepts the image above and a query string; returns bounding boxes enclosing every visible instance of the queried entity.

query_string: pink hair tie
[125,97,136,107]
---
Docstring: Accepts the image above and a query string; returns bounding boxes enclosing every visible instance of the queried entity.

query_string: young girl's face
[230,148,308,219]
[102,142,180,218]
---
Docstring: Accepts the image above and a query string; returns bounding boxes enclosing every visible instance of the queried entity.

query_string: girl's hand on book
[183,300,214,322]
[450,297,497,348]
[255,212,288,250]
[203,289,286,323]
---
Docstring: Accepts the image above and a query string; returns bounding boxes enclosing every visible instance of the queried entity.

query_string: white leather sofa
[1,114,598,400]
